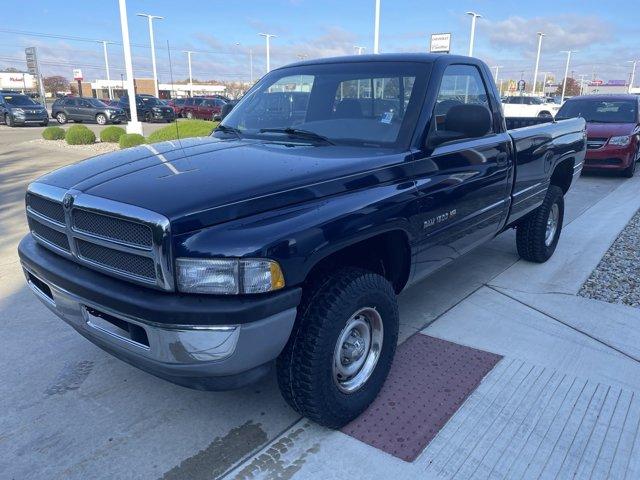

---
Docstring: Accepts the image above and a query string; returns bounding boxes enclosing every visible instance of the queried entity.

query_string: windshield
[557,99,637,123]
[139,97,160,106]
[218,61,430,148]
[87,98,107,107]
[3,94,37,106]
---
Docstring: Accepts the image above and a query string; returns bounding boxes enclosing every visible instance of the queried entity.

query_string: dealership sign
[430,33,451,53]
[73,69,83,81]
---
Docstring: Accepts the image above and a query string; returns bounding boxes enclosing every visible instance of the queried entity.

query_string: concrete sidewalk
[223,175,640,479]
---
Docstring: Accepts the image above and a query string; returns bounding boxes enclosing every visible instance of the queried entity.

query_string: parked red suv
[556,95,640,177]
[181,97,226,120]
[167,98,186,117]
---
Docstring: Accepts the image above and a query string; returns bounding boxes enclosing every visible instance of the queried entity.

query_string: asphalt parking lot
[1,127,639,479]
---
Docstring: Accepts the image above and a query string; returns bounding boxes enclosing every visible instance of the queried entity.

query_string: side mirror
[426,104,492,149]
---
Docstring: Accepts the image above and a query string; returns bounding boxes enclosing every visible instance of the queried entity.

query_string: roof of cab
[278,53,475,69]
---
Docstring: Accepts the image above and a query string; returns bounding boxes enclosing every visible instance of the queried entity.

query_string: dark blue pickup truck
[19,54,586,428]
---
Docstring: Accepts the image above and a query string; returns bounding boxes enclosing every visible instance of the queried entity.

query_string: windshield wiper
[215,124,243,138]
[259,127,335,145]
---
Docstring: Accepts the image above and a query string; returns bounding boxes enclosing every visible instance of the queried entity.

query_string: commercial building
[75,78,226,99]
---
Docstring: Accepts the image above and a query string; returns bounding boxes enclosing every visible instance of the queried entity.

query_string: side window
[430,64,493,142]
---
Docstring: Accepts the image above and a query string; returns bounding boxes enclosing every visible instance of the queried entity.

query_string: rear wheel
[538,111,553,118]
[623,149,638,178]
[96,113,107,125]
[186,111,193,119]
[277,267,398,428]
[516,185,564,263]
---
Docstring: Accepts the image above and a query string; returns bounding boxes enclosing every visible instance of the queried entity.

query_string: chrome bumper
[23,263,297,388]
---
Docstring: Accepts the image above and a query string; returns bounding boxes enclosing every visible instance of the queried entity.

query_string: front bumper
[584,146,635,171]
[106,112,126,123]
[149,110,175,122]
[12,112,49,124]
[19,235,300,390]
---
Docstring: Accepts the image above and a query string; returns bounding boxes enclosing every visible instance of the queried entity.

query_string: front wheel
[277,267,399,428]
[516,185,564,263]
[5,114,14,127]
[186,111,193,119]
[96,113,107,125]
[623,150,637,178]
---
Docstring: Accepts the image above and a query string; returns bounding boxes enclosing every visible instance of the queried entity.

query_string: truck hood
[38,137,407,234]
[585,122,636,138]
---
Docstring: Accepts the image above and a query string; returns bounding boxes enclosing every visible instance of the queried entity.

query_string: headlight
[12,108,24,114]
[608,135,631,147]
[176,258,285,294]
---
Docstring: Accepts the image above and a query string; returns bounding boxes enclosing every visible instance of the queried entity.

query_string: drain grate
[341,334,502,462]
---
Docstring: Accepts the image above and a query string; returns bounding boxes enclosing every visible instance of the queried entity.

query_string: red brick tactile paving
[341,334,503,462]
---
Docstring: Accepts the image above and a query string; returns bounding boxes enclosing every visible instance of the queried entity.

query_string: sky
[0,0,637,86]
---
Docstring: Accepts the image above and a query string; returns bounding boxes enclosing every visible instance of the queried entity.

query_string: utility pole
[118,0,141,134]
[258,33,276,73]
[493,65,503,83]
[137,13,163,98]
[560,50,576,103]
[532,32,545,94]
[373,0,381,53]
[578,74,589,95]
[466,11,482,56]
[628,60,638,94]
[183,50,194,97]
[99,41,114,99]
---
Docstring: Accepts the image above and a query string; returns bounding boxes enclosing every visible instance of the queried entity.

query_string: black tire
[538,111,553,118]
[40,120,48,127]
[516,185,564,263]
[5,114,14,127]
[277,267,399,428]
[55,112,67,124]
[623,150,637,178]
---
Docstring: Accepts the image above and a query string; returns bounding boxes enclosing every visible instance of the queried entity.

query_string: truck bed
[505,117,587,227]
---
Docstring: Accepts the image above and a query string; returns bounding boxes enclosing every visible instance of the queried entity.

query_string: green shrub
[146,119,217,144]
[65,125,96,145]
[100,125,126,143]
[42,126,65,140]
[119,133,146,149]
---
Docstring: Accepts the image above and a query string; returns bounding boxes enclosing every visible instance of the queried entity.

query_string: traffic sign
[73,69,83,81]
[430,33,451,54]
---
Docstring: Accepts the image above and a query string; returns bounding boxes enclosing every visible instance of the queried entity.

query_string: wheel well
[305,230,411,294]
[550,158,574,194]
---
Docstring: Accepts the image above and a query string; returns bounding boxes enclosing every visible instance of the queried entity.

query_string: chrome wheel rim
[97,115,106,125]
[545,203,559,246]
[333,307,383,393]
[57,114,65,123]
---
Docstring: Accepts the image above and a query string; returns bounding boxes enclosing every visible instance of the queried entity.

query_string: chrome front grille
[25,183,173,290]
[72,209,153,248]
[76,239,157,280]
[587,138,607,150]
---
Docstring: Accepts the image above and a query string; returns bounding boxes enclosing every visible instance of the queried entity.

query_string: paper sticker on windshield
[381,112,393,124]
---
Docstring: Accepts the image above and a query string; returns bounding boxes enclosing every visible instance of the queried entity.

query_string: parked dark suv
[118,95,175,123]
[0,93,48,127]
[51,97,126,125]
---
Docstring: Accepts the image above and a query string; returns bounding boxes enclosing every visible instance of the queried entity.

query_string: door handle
[496,153,509,166]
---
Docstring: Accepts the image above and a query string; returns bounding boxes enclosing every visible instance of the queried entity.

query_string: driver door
[411,63,512,282]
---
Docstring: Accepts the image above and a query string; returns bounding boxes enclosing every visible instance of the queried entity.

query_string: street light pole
[183,50,194,97]
[373,0,381,54]
[560,50,576,103]
[258,33,276,73]
[493,65,503,83]
[137,13,163,98]
[118,0,142,134]
[628,60,638,94]
[532,32,545,94]
[466,12,482,56]
[99,40,113,99]
[354,45,366,55]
